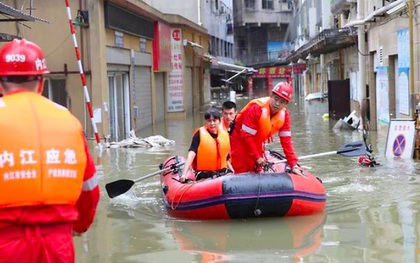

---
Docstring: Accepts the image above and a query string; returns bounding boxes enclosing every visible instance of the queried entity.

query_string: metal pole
[357,0,366,107]
[409,0,414,98]
[64,0,102,146]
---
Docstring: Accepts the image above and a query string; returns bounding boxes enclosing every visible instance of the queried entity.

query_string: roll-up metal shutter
[133,66,152,129]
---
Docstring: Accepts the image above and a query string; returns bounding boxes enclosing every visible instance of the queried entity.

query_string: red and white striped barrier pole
[64,0,101,147]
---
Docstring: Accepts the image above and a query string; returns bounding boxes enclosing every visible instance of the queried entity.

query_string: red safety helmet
[0,38,49,76]
[272,82,293,102]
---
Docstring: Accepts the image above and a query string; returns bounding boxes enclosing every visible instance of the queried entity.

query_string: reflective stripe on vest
[82,173,99,191]
[279,131,291,137]
[241,124,257,135]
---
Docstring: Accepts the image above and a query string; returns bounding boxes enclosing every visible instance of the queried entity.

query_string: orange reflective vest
[236,97,286,142]
[195,127,230,171]
[0,92,87,208]
[219,118,230,132]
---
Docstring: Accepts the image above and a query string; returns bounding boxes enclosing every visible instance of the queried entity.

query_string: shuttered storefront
[133,66,152,130]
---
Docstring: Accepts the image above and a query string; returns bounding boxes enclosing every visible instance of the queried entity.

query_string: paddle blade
[337,140,367,157]
[105,179,135,198]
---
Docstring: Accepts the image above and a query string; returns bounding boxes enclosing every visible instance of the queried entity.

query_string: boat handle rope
[253,173,262,216]
[171,183,195,210]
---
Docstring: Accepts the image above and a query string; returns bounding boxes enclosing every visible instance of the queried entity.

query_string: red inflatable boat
[160,151,326,220]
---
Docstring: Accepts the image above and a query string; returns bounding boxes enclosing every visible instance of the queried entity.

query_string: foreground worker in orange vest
[0,39,99,262]
[180,108,233,183]
[230,82,303,175]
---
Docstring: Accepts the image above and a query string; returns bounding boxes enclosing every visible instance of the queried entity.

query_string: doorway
[108,72,130,142]
[328,79,350,120]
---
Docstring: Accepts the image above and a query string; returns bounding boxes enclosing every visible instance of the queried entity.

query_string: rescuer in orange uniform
[180,108,233,182]
[0,39,99,263]
[230,82,303,175]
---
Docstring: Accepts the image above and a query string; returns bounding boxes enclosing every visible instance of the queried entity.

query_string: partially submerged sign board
[385,119,416,158]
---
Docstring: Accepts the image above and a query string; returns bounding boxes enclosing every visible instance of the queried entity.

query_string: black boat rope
[253,173,262,216]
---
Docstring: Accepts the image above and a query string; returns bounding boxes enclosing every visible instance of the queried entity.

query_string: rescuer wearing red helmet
[230,82,303,175]
[0,39,99,262]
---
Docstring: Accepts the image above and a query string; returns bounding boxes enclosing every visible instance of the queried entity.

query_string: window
[226,21,233,35]
[262,0,273,9]
[211,0,219,13]
[245,0,255,9]
[42,78,68,108]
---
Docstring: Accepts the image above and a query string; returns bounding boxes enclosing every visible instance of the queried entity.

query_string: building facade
[142,0,238,102]
[0,0,210,142]
[287,0,420,132]
[233,0,293,96]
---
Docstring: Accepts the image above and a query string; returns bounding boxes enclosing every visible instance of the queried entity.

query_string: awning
[0,2,49,23]
[204,54,255,74]
[286,27,357,62]
[204,54,256,83]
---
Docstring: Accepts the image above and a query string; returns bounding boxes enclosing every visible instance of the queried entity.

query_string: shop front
[253,64,306,97]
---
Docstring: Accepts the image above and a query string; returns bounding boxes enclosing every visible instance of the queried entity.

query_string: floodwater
[74,97,420,263]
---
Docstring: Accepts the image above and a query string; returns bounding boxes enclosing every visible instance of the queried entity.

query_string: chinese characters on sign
[1,148,79,181]
[167,28,184,112]
[393,124,412,131]
[254,64,306,78]
[114,31,124,48]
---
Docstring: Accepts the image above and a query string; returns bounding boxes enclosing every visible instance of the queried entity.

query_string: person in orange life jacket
[229,82,303,175]
[180,108,234,183]
[0,39,99,263]
[220,100,237,133]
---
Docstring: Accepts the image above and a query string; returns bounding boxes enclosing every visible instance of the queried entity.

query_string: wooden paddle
[275,140,367,163]
[105,161,185,198]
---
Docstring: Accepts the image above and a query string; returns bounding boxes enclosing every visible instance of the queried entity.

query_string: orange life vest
[0,92,87,208]
[236,97,286,143]
[194,127,230,171]
[219,118,230,132]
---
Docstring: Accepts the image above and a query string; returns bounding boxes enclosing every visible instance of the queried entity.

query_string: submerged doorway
[108,72,130,142]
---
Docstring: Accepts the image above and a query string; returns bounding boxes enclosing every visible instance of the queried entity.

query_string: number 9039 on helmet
[0,39,49,77]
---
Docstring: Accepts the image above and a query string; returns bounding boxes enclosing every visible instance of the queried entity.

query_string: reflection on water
[171,212,326,262]
[75,97,420,263]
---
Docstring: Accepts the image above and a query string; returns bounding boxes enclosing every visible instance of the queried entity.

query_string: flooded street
[75,98,420,263]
